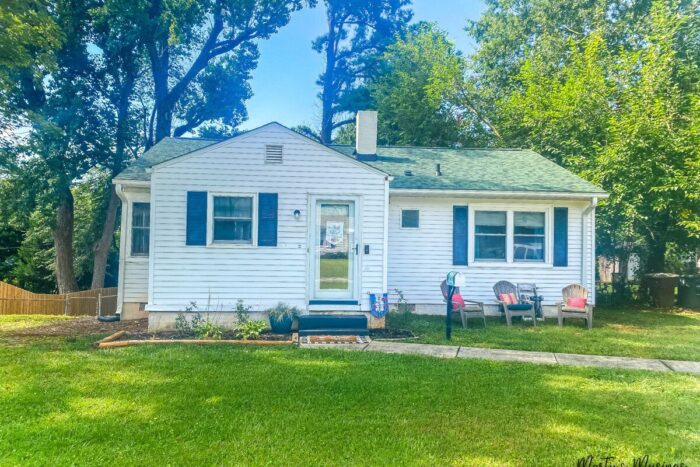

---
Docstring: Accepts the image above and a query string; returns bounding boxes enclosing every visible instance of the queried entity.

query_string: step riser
[298,314,368,336]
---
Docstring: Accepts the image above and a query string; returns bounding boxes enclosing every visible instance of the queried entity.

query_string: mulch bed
[123,331,291,341]
[369,328,416,340]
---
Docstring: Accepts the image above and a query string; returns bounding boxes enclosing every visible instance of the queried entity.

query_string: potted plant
[267,302,300,334]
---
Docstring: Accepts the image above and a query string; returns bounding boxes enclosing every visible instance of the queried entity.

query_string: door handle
[355,244,359,255]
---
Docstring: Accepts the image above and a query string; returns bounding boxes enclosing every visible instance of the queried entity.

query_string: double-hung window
[513,212,545,261]
[474,211,507,261]
[131,202,150,256]
[213,196,253,243]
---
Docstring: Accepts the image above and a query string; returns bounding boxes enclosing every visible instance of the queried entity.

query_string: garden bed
[97,330,294,348]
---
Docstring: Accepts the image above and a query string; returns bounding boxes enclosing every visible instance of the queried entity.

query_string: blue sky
[243,0,486,130]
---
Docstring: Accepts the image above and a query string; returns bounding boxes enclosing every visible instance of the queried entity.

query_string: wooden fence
[0,281,117,316]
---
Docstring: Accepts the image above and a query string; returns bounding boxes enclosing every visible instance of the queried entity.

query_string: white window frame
[513,211,546,263]
[473,210,508,262]
[400,208,420,229]
[207,192,257,247]
[468,205,552,267]
[130,202,151,257]
[126,197,151,261]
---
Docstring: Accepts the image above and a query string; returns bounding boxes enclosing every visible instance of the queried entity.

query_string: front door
[312,200,357,302]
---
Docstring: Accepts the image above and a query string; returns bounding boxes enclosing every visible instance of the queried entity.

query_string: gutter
[390,188,609,200]
[114,183,127,316]
[581,197,598,286]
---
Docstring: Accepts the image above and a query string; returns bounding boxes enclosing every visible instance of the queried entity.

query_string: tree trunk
[53,189,79,294]
[90,187,119,289]
[319,15,337,144]
[647,240,667,273]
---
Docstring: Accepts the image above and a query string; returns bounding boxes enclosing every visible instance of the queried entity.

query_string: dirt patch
[1,317,147,337]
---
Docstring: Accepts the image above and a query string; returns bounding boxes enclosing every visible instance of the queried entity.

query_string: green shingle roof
[115,135,605,195]
[114,137,221,182]
[331,145,606,194]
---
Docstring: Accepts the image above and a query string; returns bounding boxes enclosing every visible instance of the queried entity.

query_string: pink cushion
[499,293,518,305]
[566,297,587,308]
[452,293,465,310]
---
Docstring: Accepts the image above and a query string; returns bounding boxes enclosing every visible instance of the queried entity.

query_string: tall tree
[143,0,308,145]
[368,23,480,146]
[88,0,148,288]
[314,0,412,143]
[2,0,111,293]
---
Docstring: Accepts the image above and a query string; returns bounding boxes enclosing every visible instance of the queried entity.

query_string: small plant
[394,288,410,313]
[194,321,224,340]
[176,302,205,336]
[175,312,192,335]
[267,302,301,321]
[238,320,267,340]
[234,300,252,324]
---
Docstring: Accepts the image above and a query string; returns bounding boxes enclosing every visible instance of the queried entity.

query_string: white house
[114,111,607,331]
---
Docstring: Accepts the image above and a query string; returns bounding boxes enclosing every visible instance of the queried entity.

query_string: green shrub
[234,300,252,324]
[194,321,224,340]
[238,320,267,340]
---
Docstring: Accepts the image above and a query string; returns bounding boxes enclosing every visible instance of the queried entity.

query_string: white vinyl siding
[147,124,387,311]
[387,196,594,309]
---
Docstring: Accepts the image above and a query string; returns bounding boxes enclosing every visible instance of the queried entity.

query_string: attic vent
[265,145,283,164]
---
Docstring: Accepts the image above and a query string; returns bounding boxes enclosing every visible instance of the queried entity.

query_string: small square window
[213,196,253,243]
[401,209,419,228]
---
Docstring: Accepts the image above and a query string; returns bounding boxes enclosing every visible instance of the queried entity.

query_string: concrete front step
[298,314,368,337]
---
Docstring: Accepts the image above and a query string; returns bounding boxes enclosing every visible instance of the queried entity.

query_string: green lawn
[0,314,75,333]
[388,306,700,361]
[0,336,698,466]
[319,257,349,289]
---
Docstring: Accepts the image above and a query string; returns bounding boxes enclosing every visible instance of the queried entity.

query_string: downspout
[114,183,127,316]
[382,176,393,294]
[581,197,598,286]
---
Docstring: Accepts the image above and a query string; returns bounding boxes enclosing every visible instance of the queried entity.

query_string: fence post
[97,293,102,317]
[64,296,69,316]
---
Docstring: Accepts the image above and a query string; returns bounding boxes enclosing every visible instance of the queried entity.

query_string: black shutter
[186,191,207,246]
[258,193,278,247]
[453,206,468,265]
[553,207,568,266]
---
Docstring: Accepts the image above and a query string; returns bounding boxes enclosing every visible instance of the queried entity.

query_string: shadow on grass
[0,342,698,465]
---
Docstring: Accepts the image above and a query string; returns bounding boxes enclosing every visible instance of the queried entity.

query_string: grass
[388,306,700,361]
[319,257,349,289]
[0,314,75,333]
[0,335,698,466]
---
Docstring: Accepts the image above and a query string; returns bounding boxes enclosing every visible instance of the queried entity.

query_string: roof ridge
[329,144,527,151]
[171,136,224,142]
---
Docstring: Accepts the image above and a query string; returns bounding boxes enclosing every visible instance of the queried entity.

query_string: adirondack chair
[493,280,536,327]
[440,280,486,328]
[557,284,593,329]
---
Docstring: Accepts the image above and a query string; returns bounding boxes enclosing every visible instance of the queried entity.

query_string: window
[131,202,150,256]
[401,209,419,228]
[474,211,506,260]
[514,212,545,261]
[213,196,253,243]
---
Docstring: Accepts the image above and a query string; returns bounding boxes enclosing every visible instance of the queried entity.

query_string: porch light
[293,209,301,220]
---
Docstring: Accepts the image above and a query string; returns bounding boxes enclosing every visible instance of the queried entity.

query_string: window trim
[207,192,257,246]
[127,201,150,259]
[513,211,546,263]
[400,208,420,229]
[468,205,552,266]
[473,210,507,262]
